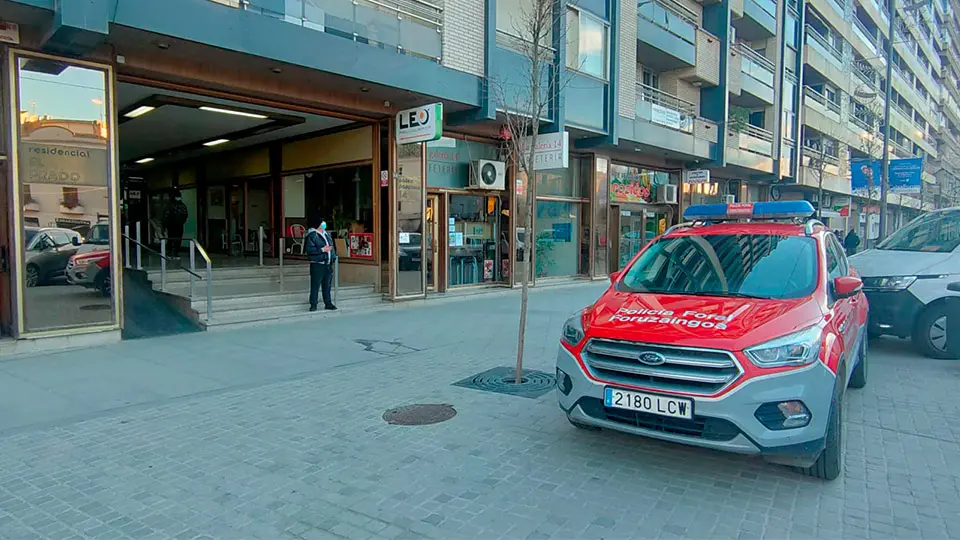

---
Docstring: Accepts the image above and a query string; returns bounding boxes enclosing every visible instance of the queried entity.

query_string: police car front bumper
[556,346,836,467]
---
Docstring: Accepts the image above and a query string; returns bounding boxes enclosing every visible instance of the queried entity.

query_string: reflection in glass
[593,157,608,277]
[396,142,424,296]
[448,194,501,286]
[16,58,114,332]
[534,201,580,278]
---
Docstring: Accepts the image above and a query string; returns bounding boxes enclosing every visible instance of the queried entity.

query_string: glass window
[396,142,424,296]
[448,194,502,286]
[593,157,609,277]
[536,158,581,197]
[825,237,843,280]
[619,234,819,300]
[534,201,580,277]
[565,8,608,79]
[497,0,552,45]
[426,137,498,189]
[877,209,960,252]
[609,164,671,203]
[15,56,115,332]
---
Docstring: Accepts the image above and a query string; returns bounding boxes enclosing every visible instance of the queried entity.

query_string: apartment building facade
[0,0,949,344]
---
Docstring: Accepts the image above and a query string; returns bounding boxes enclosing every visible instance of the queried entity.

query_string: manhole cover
[453,367,557,399]
[79,304,112,311]
[383,404,456,426]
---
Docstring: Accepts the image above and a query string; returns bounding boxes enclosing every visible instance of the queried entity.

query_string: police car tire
[913,305,957,360]
[804,399,842,481]
[848,336,868,389]
[567,417,600,431]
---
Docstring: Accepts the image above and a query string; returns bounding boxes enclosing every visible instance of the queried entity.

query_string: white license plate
[604,387,693,420]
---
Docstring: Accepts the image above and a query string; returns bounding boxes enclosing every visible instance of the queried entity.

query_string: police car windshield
[876,209,960,253]
[618,234,818,300]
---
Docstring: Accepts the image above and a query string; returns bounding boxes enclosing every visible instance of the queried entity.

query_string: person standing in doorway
[163,189,189,258]
[305,215,337,312]
[844,228,861,256]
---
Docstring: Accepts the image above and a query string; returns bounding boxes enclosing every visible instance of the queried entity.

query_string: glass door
[618,208,645,270]
[245,179,271,254]
[425,195,439,290]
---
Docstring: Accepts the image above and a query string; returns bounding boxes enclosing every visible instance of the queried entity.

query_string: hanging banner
[851,157,923,196]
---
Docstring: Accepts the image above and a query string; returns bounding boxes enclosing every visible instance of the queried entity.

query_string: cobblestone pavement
[0,283,958,540]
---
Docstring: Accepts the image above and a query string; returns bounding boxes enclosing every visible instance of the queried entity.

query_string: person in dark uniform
[843,228,861,256]
[163,190,189,257]
[305,215,337,312]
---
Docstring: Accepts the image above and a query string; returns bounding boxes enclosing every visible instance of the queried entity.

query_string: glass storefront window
[534,201,580,277]
[609,163,672,204]
[681,181,722,206]
[396,142,424,296]
[14,56,116,333]
[536,158,582,197]
[593,157,609,277]
[426,137,498,188]
[448,194,501,286]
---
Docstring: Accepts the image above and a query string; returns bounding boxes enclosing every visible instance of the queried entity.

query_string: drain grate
[79,304,112,311]
[383,404,457,426]
[453,366,557,399]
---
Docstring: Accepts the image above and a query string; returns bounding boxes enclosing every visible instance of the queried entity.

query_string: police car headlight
[744,325,823,368]
[561,310,585,347]
[862,275,917,291]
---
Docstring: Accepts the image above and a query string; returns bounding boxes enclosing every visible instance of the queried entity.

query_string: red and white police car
[556,201,868,480]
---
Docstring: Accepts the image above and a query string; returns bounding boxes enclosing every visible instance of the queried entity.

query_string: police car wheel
[567,417,600,431]
[848,336,868,389]
[803,399,842,481]
[913,306,957,360]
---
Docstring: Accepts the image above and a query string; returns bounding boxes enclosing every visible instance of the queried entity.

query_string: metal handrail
[803,86,841,115]
[189,240,214,322]
[737,42,775,72]
[805,25,844,62]
[123,235,204,281]
[638,0,699,26]
[637,83,696,116]
[742,123,774,142]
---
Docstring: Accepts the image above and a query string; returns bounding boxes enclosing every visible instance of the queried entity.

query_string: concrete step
[191,286,376,313]
[147,264,311,285]
[201,294,385,330]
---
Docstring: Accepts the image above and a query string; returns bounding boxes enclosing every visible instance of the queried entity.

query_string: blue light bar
[682,201,815,221]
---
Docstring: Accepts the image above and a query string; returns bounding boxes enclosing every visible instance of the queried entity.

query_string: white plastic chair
[288,224,307,255]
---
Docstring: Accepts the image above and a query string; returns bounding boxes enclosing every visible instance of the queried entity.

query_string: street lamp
[879,0,928,241]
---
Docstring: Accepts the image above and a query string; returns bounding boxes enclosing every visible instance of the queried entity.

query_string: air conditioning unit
[469,160,506,190]
[656,184,678,204]
[723,194,737,204]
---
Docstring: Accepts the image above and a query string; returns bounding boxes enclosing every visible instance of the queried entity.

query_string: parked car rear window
[618,234,819,300]
[877,209,960,253]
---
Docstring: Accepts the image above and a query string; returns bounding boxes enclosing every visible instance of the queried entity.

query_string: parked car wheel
[95,268,111,298]
[25,264,40,287]
[803,398,842,481]
[848,335,868,389]
[913,304,957,360]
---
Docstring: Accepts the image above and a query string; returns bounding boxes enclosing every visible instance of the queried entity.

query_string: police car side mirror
[609,270,622,283]
[833,276,862,299]
[948,282,960,293]
[71,237,81,247]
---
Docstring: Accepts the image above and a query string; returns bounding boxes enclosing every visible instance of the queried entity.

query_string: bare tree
[853,90,886,237]
[491,0,570,384]
[805,142,830,220]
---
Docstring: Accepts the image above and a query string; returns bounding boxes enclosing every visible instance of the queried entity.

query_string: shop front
[607,163,680,271]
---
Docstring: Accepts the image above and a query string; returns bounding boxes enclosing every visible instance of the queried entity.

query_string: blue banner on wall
[850,157,923,196]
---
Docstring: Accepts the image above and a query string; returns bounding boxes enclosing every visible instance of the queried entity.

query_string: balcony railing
[804,86,842,116]
[805,25,844,63]
[850,111,875,132]
[638,0,699,45]
[802,141,841,167]
[636,83,696,133]
[853,17,878,53]
[738,42,775,88]
[732,123,774,156]
[230,0,444,62]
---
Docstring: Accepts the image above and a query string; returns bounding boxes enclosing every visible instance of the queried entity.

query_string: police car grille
[582,339,742,395]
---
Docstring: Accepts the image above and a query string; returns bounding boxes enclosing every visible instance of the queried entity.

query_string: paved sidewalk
[0,283,958,539]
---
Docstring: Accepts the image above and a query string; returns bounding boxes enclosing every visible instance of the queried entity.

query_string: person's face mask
[320,221,327,230]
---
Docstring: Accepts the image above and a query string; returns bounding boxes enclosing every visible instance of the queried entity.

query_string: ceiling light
[203,138,230,147]
[157,42,170,50]
[360,87,370,93]
[271,67,282,74]
[135,157,154,164]
[199,106,267,119]
[124,105,155,118]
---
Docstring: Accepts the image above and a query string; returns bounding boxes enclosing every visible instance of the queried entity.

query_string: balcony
[637,0,698,70]
[852,17,879,57]
[635,84,695,134]
[235,0,443,62]
[726,123,775,173]
[804,86,842,123]
[619,83,714,160]
[737,0,777,39]
[738,43,775,105]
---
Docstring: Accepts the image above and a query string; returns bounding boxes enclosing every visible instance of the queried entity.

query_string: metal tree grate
[453,367,557,399]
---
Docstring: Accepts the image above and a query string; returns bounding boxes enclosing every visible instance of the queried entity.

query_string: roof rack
[662,221,695,236]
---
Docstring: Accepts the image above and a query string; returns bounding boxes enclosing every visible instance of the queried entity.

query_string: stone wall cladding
[619,0,639,118]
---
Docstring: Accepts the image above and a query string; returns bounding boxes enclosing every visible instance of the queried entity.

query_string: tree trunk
[515,201,532,384]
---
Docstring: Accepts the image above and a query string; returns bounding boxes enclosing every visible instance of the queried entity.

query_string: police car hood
[585,290,824,351]
[849,248,956,277]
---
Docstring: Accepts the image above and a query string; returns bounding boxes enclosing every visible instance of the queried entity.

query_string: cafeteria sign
[396,103,443,144]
